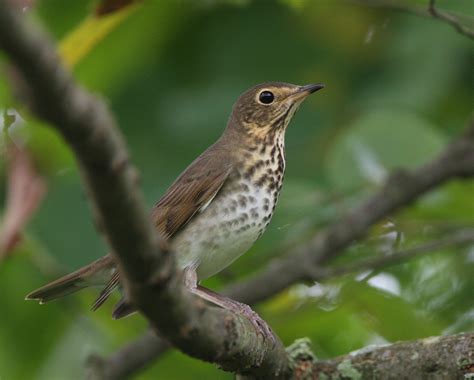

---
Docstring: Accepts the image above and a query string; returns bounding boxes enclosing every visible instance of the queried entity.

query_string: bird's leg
[183,268,275,343]
[193,286,275,343]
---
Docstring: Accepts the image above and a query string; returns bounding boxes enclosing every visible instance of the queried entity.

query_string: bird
[26,81,324,338]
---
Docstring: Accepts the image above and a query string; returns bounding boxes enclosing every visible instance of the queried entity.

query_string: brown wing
[151,144,233,240]
[89,143,232,313]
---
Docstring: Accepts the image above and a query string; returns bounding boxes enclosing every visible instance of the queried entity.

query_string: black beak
[300,83,325,94]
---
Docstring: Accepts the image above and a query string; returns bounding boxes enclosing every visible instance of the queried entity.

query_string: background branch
[428,0,474,39]
[351,0,474,40]
[305,227,474,281]
[225,120,474,305]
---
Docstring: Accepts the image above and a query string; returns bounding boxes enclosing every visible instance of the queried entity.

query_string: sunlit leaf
[59,3,140,68]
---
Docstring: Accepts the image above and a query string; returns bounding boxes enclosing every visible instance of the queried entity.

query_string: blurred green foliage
[1,0,473,379]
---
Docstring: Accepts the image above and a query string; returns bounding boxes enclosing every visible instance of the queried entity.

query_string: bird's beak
[299,83,325,95]
[289,83,325,101]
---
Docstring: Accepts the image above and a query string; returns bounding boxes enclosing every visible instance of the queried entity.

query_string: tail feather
[26,255,115,305]
[91,271,120,311]
[112,298,136,319]
[26,276,87,303]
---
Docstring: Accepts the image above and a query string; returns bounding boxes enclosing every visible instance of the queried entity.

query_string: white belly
[172,179,277,280]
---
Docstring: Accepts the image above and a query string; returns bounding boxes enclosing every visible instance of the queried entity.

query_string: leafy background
[0,0,473,379]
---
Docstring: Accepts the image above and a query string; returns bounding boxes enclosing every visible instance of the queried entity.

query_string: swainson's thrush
[27,82,324,337]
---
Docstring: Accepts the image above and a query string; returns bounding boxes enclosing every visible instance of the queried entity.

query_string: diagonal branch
[0,2,293,379]
[299,227,474,282]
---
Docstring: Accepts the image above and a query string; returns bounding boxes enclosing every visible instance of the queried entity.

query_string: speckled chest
[173,133,286,280]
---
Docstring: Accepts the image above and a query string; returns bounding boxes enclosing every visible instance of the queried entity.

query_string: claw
[189,284,276,346]
[237,303,275,345]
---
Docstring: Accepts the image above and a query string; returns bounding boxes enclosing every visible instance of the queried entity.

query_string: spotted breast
[173,130,286,280]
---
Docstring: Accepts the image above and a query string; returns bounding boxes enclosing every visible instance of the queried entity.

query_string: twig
[428,0,474,39]
[317,227,474,280]
[0,2,291,379]
[351,0,474,40]
[85,331,171,380]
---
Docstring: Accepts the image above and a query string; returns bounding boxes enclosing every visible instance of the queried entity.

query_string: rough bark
[310,332,474,380]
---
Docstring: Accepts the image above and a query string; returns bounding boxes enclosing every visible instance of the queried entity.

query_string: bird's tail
[112,298,136,319]
[26,255,116,307]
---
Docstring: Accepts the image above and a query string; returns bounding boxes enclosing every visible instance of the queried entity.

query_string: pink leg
[183,268,275,342]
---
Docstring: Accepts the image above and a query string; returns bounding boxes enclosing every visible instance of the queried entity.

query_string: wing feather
[152,147,233,240]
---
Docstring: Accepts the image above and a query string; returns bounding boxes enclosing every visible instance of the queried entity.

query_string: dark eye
[259,91,274,104]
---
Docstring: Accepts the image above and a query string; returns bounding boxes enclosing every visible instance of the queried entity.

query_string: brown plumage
[26,82,324,333]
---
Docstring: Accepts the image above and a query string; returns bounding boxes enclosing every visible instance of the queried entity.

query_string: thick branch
[105,329,474,380]
[311,332,474,379]
[0,3,291,379]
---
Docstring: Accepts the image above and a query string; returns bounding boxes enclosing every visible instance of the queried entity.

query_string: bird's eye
[259,91,274,105]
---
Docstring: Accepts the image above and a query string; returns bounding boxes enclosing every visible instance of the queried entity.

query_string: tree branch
[85,330,171,380]
[0,2,292,379]
[304,227,474,282]
[103,331,474,379]
[311,332,474,379]
[428,0,474,39]
[351,0,474,40]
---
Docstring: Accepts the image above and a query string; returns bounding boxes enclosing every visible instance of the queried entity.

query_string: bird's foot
[189,283,276,344]
[235,302,275,345]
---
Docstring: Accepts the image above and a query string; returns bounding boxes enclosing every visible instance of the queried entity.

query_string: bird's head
[228,82,324,140]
